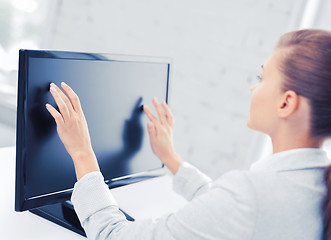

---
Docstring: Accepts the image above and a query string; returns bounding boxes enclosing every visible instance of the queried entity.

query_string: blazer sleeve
[71,170,257,240]
[172,161,213,201]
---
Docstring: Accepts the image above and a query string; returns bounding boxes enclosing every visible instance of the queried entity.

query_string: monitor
[15,49,171,236]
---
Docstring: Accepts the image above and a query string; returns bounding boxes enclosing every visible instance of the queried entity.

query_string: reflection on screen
[25,58,168,198]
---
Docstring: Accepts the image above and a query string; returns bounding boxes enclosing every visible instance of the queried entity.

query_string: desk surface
[0,146,186,239]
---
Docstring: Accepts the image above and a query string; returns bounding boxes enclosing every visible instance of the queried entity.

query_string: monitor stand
[29,200,134,237]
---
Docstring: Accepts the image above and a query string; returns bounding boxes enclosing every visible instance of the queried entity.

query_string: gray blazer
[71,148,330,239]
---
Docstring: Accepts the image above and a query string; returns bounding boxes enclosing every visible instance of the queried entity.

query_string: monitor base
[29,201,134,237]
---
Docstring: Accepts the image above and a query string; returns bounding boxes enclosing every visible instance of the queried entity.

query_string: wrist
[71,148,96,163]
[71,149,100,181]
[163,152,182,175]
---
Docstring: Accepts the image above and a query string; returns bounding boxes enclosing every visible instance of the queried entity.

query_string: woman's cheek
[247,87,263,130]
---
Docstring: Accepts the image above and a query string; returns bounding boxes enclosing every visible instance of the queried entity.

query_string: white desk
[0,146,187,239]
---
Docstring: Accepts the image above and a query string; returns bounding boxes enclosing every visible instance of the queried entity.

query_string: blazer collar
[250,148,330,172]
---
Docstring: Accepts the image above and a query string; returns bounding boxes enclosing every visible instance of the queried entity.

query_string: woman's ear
[277,90,299,118]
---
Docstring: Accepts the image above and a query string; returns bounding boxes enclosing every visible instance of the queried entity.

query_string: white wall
[312,0,331,28]
[40,0,308,179]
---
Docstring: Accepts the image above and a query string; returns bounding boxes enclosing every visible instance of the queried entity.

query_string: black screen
[16,50,170,210]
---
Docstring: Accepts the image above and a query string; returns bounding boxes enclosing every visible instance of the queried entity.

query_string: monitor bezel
[15,49,172,212]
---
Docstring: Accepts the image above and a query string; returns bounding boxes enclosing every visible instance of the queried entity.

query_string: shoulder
[212,170,278,206]
[209,170,260,214]
[213,170,261,195]
[215,169,279,188]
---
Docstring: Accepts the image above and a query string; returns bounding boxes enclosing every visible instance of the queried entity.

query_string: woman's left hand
[46,82,100,180]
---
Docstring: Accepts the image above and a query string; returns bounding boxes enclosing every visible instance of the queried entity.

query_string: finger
[161,101,174,127]
[153,97,167,125]
[51,83,74,113]
[143,105,159,123]
[60,82,83,114]
[50,84,70,122]
[45,103,64,125]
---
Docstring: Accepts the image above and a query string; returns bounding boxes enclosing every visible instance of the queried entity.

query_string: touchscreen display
[23,55,169,199]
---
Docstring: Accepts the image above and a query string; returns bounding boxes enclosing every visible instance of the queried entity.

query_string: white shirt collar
[250,148,330,172]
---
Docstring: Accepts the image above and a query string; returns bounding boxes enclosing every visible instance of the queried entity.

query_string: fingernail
[45,103,50,108]
[50,86,56,92]
[61,82,67,86]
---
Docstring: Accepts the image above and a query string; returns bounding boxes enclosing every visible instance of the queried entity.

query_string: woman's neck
[271,130,322,154]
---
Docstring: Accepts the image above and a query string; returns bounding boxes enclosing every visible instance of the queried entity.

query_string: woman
[46,29,331,239]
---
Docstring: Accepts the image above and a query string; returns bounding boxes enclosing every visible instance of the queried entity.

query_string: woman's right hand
[143,98,182,174]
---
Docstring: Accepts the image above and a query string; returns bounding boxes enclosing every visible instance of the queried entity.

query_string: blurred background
[1,0,331,179]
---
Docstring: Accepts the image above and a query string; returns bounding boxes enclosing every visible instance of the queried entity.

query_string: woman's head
[247,29,331,238]
[247,29,331,143]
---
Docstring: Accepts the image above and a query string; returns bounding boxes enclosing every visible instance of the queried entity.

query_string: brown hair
[276,29,331,239]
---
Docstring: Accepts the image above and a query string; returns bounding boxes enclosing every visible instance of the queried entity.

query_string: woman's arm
[71,168,256,240]
[46,82,100,180]
[143,98,214,199]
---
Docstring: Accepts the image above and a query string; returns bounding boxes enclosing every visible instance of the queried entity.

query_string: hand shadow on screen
[29,84,57,141]
[97,97,145,179]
